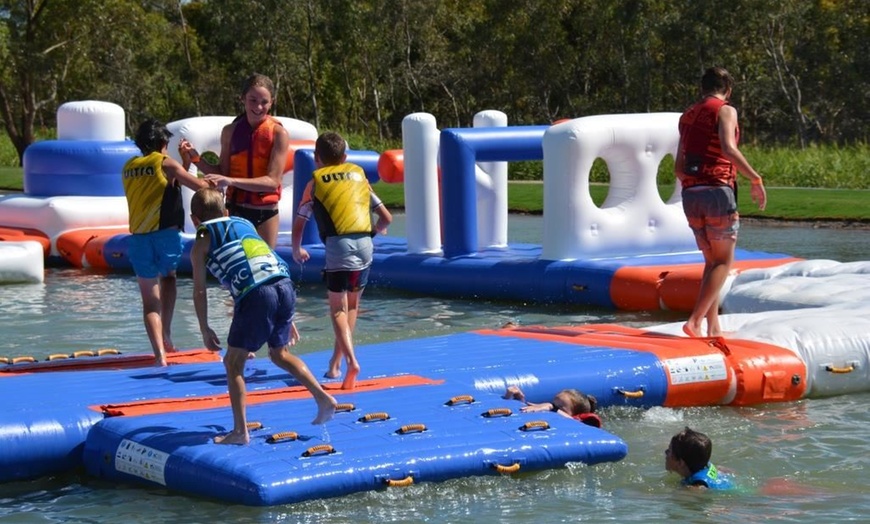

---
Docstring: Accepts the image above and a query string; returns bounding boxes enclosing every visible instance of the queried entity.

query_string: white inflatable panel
[723,260,870,312]
[0,241,44,283]
[57,101,126,141]
[541,113,695,259]
[0,195,128,254]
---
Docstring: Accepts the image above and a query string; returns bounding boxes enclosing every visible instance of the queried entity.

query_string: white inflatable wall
[472,110,509,249]
[541,113,695,260]
[166,116,318,234]
[57,101,126,141]
[401,113,441,254]
[401,110,511,254]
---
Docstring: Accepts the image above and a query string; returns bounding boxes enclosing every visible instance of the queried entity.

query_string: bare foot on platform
[682,323,701,338]
[214,430,250,445]
[312,396,337,425]
[341,365,360,390]
[163,337,178,353]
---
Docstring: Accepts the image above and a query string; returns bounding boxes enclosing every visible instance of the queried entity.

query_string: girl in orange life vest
[180,73,290,248]
[675,66,767,338]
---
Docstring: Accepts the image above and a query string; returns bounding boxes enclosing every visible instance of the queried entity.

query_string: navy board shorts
[227,277,296,351]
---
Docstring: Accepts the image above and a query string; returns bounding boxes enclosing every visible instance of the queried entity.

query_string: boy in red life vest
[675,66,767,338]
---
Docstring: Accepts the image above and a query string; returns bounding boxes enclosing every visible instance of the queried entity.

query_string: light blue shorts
[127,228,183,279]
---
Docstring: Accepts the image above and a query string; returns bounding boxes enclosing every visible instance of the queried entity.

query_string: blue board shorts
[682,185,739,252]
[128,228,183,279]
[228,277,296,352]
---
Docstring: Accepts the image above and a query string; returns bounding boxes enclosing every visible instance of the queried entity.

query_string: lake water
[1,215,868,523]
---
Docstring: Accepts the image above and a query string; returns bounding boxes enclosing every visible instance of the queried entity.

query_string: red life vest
[227,115,283,206]
[573,412,602,428]
[677,96,738,189]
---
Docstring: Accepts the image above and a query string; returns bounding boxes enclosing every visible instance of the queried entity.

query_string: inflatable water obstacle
[1,292,867,504]
[0,101,802,309]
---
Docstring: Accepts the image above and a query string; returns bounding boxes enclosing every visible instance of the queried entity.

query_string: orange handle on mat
[492,463,521,474]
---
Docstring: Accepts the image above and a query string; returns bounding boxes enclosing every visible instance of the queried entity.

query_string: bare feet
[682,323,700,338]
[312,396,337,425]
[163,337,177,353]
[214,430,250,445]
[341,364,360,390]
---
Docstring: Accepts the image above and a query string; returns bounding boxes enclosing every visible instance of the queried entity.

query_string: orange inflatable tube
[609,257,803,311]
[56,227,129,268]
[0,226,51,256]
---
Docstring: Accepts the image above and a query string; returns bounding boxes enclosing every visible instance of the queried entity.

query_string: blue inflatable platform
[1,324,811,504]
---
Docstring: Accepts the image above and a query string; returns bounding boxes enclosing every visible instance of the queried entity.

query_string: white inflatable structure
[542,113,694,260]
[401,110,510,255]
[0,101,318,260]
[0,241,44,284]
[651,260,870,397]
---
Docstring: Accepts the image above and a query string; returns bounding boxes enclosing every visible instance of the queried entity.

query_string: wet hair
[700,66,734,95]
[190,187,226,222]
[669,427,712,474]
[560,389,597,415]
[315,131,347,165]
[240,73,276,100]
[133,118,172,155]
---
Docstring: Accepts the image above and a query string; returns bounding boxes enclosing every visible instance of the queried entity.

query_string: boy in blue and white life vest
[665,427,734,489]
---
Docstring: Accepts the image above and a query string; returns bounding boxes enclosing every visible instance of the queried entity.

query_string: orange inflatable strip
[95,374,445,417]
[0,349,219,375]
[56,227,129,268]
[480,324,807,406]
[0,226,51,256]
[610,258,803,311]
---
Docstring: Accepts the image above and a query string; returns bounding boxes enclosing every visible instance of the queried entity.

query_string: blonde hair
[190,187,225,222]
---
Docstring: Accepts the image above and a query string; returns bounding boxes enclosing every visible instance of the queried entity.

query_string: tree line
[1,0,867,163]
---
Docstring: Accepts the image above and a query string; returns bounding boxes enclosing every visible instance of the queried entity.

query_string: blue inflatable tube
[23,140,139,197]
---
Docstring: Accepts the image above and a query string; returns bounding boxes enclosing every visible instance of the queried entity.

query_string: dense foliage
[1,0,867,164]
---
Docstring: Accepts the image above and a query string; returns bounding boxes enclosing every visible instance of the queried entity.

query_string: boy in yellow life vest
[122,118,208,366]
[291,132,392,390]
